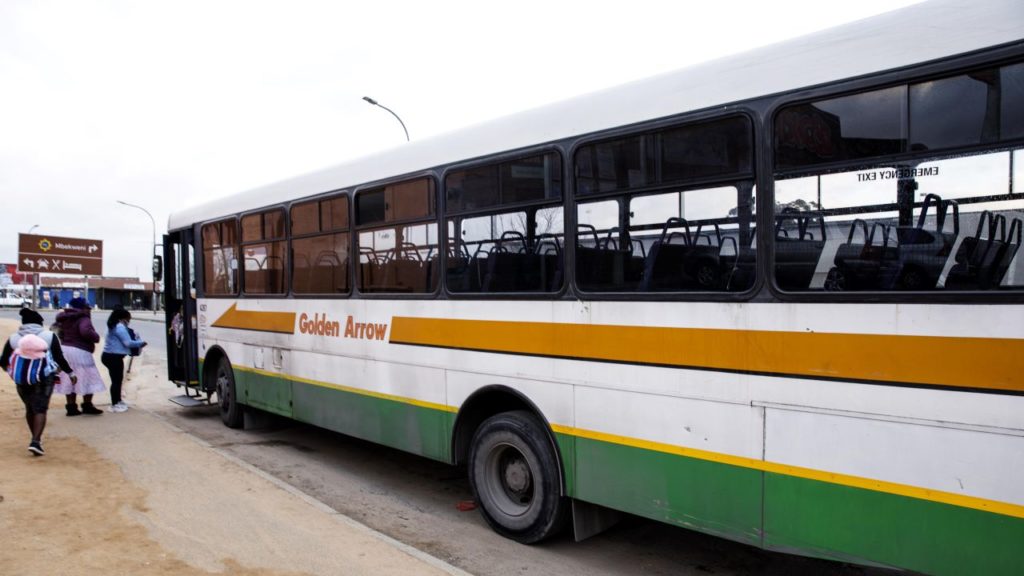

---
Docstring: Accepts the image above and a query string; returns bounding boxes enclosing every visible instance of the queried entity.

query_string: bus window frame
[567,109,762,302]
[440,146,568,299]
[199,216,240,298]
[288,190,352,299]
[765,48,1024,304]
[238,204,289,298]
[352,173,442,299]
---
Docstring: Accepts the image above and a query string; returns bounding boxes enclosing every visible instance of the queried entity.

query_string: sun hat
[15,334,48,360]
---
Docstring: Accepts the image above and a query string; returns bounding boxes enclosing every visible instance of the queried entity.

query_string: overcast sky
[0,0,922,282]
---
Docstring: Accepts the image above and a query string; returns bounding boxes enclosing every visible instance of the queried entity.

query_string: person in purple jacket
[53,297,106,416]
[101,308,146,413]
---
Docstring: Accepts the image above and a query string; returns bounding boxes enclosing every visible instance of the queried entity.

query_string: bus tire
[215,356,243,429]
[468,410,567,544]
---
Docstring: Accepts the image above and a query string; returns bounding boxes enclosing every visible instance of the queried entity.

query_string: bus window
[356,178,438,294]
[241,209,286,295]
[574,116,756,293]
[910,63,1024,151]
[445,153,563,294]
[201,219,238,295]
[292,194,350,295]
[773,61,1024,293]
[775,86,907,171]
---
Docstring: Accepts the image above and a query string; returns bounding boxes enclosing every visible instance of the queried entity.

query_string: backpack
[7,350,55,386]
[7,333,57,386]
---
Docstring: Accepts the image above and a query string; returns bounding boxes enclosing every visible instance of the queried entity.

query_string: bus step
[169,394,211,408]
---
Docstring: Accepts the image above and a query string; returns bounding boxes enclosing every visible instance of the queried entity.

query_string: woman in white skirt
[53,297,105,416]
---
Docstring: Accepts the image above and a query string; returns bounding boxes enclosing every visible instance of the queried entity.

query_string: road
[2,308,897,576]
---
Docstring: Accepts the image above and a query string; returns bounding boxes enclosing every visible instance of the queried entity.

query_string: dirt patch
[0,376,311,576]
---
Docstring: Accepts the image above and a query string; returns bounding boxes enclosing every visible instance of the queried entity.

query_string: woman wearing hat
[53,297,106,415]
[1,308,76,455]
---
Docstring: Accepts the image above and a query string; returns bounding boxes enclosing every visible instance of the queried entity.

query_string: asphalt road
[1,308,897,576]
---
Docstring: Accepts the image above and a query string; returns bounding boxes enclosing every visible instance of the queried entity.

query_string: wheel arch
[451,384,567,497]
[201,345,229,393]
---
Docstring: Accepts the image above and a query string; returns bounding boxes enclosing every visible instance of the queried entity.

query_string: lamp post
[27,225,39,308]
[116,200,157,312]
[362,96,410,141]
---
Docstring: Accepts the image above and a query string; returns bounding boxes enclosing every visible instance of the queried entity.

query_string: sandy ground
[0,318,465,576]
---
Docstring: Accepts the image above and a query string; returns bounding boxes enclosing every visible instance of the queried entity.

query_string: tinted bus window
[775,86,907,170]
[577,117,753,196]
[773,62,1024,293]
[910,63,1024,151]
[574,116,756,293]
[356,178,438,293]
[201,219,238,295]
[292,195,350,294]
[241,209,286,295]
[445,153,564,293]
[661,117,753,182]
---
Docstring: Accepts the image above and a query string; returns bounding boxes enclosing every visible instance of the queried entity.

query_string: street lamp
[362,96,410,141]
[116,200,158,312]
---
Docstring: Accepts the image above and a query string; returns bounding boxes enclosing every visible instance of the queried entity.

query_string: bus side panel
[763,407,1024,576]
[572,385,764,545]
[291,380,453,462]
[573,436,763,545]
[235,366,293,418]
[286,349,453,463]
[764,474,1024,576]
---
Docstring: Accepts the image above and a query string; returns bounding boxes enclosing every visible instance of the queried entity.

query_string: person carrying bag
[1,308,76,456]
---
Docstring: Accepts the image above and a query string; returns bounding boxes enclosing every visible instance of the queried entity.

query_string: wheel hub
[503,457,531,494]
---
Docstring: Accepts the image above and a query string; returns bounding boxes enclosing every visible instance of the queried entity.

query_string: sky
[0,0,923,283]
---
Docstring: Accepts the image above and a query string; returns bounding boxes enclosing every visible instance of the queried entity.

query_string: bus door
[163,230,200,391]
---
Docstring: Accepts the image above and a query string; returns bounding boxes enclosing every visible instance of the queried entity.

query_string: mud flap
[572,499,622,542]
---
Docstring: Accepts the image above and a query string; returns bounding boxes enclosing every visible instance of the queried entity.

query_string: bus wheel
[215,357,243,429]
[468,410,567,543]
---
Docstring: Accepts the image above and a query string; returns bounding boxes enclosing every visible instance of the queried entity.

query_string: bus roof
[169,0,1024,231]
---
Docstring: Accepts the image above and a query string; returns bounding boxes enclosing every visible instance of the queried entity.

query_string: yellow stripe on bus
[390,317,1024,393]
[551,423,1024,520]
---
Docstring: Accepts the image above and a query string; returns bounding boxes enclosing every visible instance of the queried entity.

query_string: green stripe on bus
[568,433,763,545]
[233,365,453,462]
[764,473,1024,576]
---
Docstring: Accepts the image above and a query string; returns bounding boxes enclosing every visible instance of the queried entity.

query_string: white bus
[162,2,1024,574]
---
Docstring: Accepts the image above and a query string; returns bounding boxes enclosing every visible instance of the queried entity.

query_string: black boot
[66,403,81,417]
[81,403,103,415]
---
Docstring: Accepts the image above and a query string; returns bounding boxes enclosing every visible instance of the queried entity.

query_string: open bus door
[163,230,204,405]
